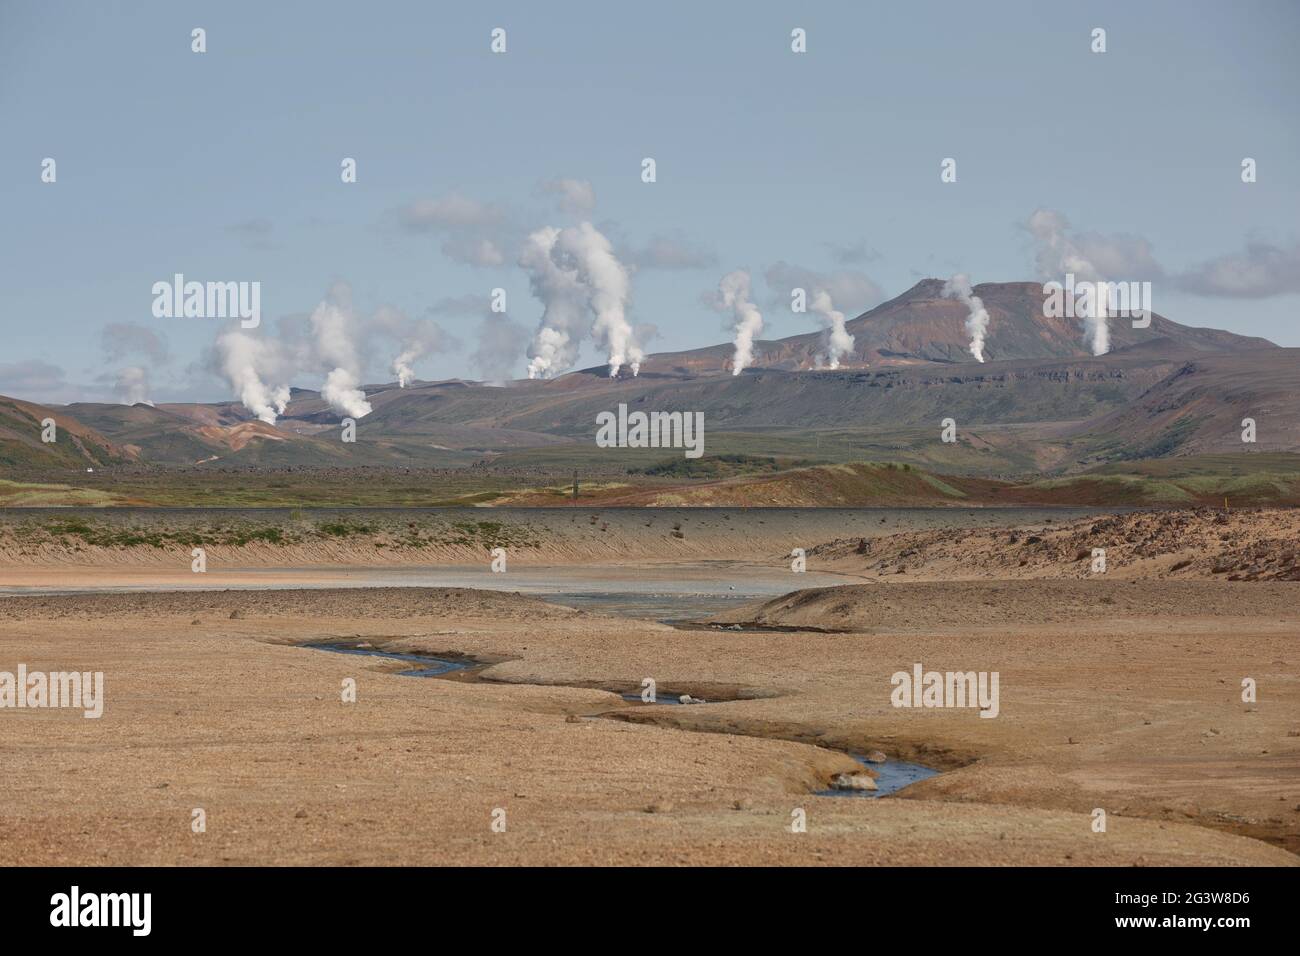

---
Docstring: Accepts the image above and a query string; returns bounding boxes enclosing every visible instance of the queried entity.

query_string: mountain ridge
[1,279,1292,472]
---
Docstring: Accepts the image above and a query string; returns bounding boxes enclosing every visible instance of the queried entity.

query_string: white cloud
[1175,240,1300,298]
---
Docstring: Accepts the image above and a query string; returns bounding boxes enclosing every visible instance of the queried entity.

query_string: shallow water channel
[305,639,939,798]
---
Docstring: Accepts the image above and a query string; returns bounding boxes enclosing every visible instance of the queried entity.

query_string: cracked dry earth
[0,583,1296,866]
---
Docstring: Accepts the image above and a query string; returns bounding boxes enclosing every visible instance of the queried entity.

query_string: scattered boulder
[831,773,878,792]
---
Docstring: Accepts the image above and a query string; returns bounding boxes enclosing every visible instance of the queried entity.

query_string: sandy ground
[1,582,1295,866]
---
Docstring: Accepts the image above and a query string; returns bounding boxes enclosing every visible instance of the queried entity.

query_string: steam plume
[309,289,372,417]
[521,226,589,379]
[809,289,854,369]
[1026,209,1109,356]
[214,330,291,425]
[101,322,169,405]
[941,274,990,362]
[372,306,453,388]
[553,222,641,377]
[713,270,763,375]
[112,366,152,406]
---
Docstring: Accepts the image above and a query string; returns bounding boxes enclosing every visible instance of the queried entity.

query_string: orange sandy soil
[0,582,1295,866]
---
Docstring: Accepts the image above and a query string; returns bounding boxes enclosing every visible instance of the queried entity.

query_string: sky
[2,0,1298,409]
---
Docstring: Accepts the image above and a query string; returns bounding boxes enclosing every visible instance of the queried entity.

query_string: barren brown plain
[0,507,1296,866]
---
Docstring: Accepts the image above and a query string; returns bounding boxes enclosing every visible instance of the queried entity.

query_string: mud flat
[0,584,1294,866]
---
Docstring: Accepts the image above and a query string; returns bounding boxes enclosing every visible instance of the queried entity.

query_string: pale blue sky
[2,0,1297,404]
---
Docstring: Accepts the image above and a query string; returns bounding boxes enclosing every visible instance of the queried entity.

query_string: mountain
[0,396,133,470]
[648,279,1276,374]
[1,279,1292,474]
[1069,350,1300,459]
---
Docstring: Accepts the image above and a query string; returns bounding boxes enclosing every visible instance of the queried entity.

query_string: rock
[228,610,244,620]
[831,773,878,792]
[732,798,753,810]
[644,801,673,814]
[679,694,706,704]
[294,809,307,819]
[191,619,201,625]
[864,750,888,764]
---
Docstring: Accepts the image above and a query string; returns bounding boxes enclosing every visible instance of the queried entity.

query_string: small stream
[816,755,940,798]
[304,640,940,799]
[305,641,475,678]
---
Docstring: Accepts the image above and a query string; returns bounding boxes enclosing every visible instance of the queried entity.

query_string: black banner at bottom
[0,866,1285,941]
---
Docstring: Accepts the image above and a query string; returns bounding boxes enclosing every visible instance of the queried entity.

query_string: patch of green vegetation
[1028,474,1195,504]
[440,520,539,550]
[917,472,967,497]
[1117,415,1204,461]
[317,521,375,537]
[629,453,814,479]
[0,479,122,507]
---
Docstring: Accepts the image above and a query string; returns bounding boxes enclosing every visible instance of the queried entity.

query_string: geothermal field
[4,8,1297,933]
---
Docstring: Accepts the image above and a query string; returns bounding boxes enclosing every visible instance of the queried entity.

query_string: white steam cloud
[112,366,153,406]
[1026,209,1115,356]
[553,222,641,377]
[712,270,764,376]
[809,289,854,369]
[941,274,990,363]
[100,323,169,406]
[214,329,291,425]
[212,281,439,424]
[309,288,372,418]
[373,305,454,388]
[522,226,589,379]
[522,222,642,379]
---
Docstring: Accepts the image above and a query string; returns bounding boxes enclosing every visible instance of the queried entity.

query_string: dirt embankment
[706,580,1300,632]
[0,506,1105,570]
[0,510,781,568]
[803,507,1300,582]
